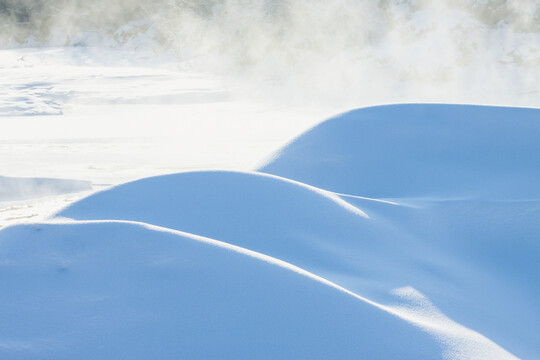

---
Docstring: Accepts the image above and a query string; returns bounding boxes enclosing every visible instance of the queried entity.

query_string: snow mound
[55,170,539,358]
[56,171,371,263]
[0,176,91,202]
[57,171,419,287]
[3,104,539,358]
[259,104,540,199]
[0,221,443,359]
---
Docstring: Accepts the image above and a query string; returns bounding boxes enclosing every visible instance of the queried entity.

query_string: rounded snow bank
[259,104,540,199]
[56,171,381,272]
[0,221,440,359]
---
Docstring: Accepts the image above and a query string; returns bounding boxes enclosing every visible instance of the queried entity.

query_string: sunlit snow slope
[1,104,538,359]
[0,222,444,359]
[260,104,540,199]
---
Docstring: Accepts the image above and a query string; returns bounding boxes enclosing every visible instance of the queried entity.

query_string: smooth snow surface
[260,104,540,200]
[2,104,539,359]
[0,222,444,359]
[55,170,539,359]
[0,221,517,360]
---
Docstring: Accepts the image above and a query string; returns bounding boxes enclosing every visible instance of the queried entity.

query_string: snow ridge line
[53,170,370,219]
[240,170,370,218]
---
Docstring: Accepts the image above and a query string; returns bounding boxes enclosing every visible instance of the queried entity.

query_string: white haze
[1,0,539,108]
[0,0,538,227]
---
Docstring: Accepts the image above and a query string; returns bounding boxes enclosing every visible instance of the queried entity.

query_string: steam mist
[1,0,539,107]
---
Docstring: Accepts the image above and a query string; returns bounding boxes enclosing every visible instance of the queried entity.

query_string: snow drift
[55,169,539,358]
[0,221,443,359]
[260,104,540,199]
[1,104,538,359]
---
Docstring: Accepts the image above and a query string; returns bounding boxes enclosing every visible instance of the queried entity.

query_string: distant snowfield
[1,46,539,359]
[0,47,332,227]
[0,48,328,179]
